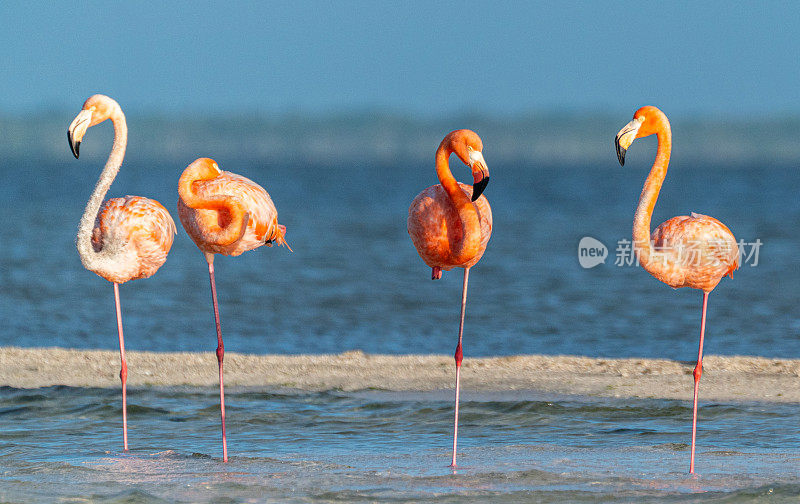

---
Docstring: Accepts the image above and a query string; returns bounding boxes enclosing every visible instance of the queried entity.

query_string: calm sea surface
[1,148,799,501]
[2,155,799,358]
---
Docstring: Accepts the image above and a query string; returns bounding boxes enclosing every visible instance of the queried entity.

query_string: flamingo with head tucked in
[407,129,492,468]
[177,157,289,462]
[67,94,176,452]
[615,106,739,473]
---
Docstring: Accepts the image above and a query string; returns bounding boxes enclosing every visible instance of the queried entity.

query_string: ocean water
[2,154,799,359]
[1,139,800,500]
[1,387,799,503]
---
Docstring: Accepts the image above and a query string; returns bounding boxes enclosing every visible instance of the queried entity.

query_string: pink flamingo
[67,94,176,451]
[407,130,492,467]
[177,157,289,462]
[615,106,739,473]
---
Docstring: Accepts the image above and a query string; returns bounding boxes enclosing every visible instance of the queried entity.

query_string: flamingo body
[648,213,738,292]
[92,196,176,284]
[408,183,492,271]
[178,160,287,258]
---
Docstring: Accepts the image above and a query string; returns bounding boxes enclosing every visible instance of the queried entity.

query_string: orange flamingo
[177,157,289,462]
[67,94,176,452]
[408,129,492,467]
[615,106,739,473]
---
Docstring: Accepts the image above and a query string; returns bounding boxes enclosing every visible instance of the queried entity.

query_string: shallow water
[1,387,798,502]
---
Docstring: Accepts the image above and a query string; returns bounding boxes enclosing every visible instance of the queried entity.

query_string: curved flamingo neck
[178,161,248,247]
[435,142,481,264]
[76,107,129,276]
[633,115,672,271]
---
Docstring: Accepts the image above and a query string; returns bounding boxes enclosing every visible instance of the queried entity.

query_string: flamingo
[407,129,492,467]
[177,157,289,462]
[614,106,739,473]
[67,94,176,452]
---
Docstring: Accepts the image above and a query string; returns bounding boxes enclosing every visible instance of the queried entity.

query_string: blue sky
[2,1,799,117]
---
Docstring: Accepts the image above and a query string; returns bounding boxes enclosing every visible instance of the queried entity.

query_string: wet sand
[1,347,798,402]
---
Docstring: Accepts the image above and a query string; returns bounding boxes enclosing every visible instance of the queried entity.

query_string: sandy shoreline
[1,347,799,402]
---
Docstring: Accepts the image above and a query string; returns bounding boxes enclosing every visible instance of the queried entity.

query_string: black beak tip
[68,130,80,159]
[616,144,626,166]
[471,176,489,202]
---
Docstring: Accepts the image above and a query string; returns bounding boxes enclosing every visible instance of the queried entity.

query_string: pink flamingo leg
[689,291,709,474]
[207,260,228,462]
[113,282,129,452]
[450,267,470,468]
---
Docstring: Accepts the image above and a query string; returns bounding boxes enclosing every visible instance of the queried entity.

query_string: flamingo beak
[614,117,643,166]
[67,109,93,159]
[468,149,490,202]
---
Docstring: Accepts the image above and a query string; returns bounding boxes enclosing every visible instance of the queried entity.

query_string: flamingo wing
[408,183,492,270]
[93,196,176,282]
[188,171,281,256]
[651,213,739,290]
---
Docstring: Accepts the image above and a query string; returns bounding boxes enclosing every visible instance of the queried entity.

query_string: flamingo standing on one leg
[408,130,492,468]
[177,157,289,462]
[67,94,176,452]
[614,106,739,474]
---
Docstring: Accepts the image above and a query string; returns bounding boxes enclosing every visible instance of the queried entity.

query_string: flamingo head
[187,157,223,177]
[67,94,121,159]
[446,129,490,201]
[614,105,668,166]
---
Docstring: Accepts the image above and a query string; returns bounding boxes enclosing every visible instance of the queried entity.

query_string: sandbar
[1,347,798,402]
